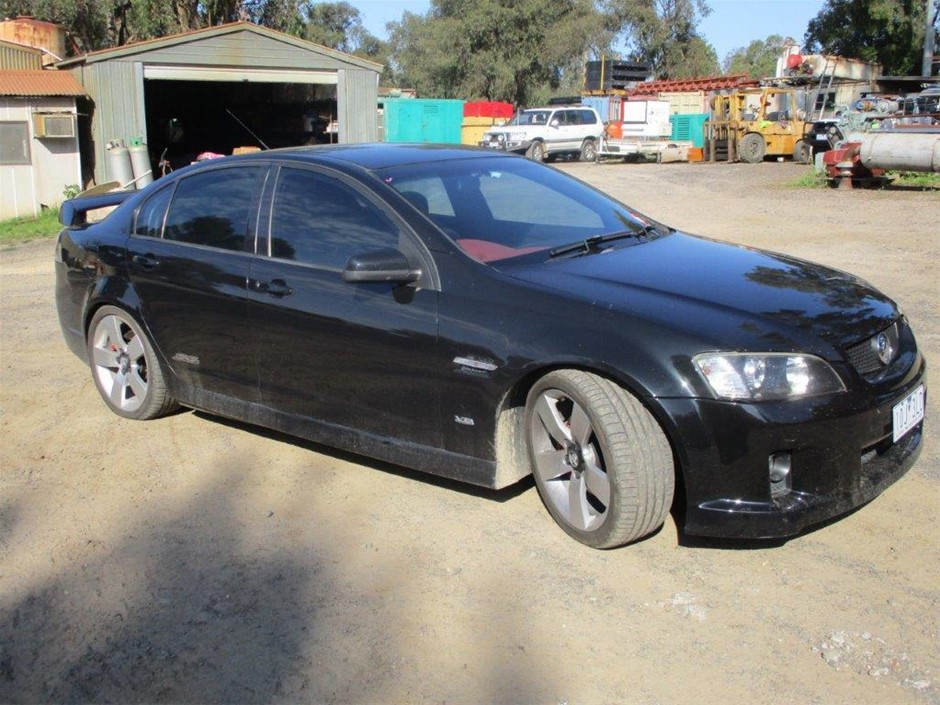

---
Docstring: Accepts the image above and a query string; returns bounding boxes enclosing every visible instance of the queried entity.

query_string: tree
[723,34,787,78]
[605,0,719,79]
[0,0,248,52]
[247,0,305,35]
[387,0,608,105]
[804,0,940,75]
[303,1,373,54]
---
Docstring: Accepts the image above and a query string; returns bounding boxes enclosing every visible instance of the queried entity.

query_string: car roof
[235,143,517,171]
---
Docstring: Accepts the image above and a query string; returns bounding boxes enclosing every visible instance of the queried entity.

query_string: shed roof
[56,21,382,73]
[0,69,85,96]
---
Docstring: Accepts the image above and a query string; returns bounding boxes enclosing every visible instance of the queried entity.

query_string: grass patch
[0,209,61,246]
[888,171,940,188]
[786,168,827,189]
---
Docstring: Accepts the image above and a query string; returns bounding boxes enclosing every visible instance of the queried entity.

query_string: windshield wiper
[548,227,651,259]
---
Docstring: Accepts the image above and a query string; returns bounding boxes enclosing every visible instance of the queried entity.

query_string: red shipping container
[463,101,514,118]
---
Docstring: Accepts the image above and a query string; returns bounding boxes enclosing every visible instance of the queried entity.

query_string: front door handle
[131,254,159,269]
[252,278,293,298]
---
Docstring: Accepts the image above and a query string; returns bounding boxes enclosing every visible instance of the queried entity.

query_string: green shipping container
[669,113,709,148]
[384,99,465,144]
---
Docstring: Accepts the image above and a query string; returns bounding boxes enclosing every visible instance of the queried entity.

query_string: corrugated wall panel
[338,69,377,143]
[0,43,42,70]
[73,62,147,185]
[121,32,350,71]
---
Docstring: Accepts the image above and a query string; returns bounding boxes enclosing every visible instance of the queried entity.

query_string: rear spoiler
[59,190,137,227]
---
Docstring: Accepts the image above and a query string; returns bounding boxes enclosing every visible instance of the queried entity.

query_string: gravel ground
[1,160,938,704]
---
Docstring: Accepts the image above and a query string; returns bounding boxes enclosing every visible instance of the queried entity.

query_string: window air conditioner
[33,114,76,139]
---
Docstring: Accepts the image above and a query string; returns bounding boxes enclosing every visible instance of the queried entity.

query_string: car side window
[163,167,263,251]
[134,184,173,239]
[579,110,597,125]
[269,167,401,269]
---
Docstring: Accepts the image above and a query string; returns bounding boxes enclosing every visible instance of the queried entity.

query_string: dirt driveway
[1,161,937,704]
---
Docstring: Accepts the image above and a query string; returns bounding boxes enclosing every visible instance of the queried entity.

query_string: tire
[793,139,812,164]
[525,370,675,548]
[739,133,766,164]
[87,305,178,420]
[525,141,545,162]
[579,139,597,162]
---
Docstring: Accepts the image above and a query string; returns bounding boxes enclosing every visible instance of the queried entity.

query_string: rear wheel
[739,133,766,163]
[87,306,178,420]
[793,139,813,164]
[525,370,674,548]
[580,139,597,162]
[526,141,545,162]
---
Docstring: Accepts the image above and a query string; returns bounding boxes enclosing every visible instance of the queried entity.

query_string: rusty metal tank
[0,17,67,64]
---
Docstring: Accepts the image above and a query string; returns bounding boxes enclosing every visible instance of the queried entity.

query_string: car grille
[845,321,900,377]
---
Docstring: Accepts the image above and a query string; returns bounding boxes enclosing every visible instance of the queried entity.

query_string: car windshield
[378,156,669,263]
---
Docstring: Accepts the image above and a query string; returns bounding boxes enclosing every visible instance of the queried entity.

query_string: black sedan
[55,145,927,548]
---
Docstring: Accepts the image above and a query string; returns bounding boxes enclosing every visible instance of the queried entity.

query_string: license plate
[892,384,925,442]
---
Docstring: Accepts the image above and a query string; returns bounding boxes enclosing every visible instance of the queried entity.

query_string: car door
[556,109,581,151]
[246,164,442,447]
[125,164,266,400]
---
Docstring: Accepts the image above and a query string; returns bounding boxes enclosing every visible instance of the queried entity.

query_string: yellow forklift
[706,87,813,164]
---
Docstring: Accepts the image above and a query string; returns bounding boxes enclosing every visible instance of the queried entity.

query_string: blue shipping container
[384,99,465,144]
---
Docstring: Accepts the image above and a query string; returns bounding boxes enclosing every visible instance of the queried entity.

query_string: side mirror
[549,119,560,128]
[343,247,421,284]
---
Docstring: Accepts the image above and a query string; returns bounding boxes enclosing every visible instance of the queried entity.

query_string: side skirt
[178,388,500,489]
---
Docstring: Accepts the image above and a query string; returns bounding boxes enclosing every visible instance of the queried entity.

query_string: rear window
[163,167,263,251]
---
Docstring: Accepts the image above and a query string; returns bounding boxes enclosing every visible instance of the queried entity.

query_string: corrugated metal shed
[0,39,43,70]
[57,22,381,185]
[0,69,85,96]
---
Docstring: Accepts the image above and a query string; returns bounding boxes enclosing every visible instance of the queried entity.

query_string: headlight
[692,352,846,401]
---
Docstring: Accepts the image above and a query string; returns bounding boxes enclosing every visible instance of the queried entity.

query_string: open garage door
[144,72,339,174]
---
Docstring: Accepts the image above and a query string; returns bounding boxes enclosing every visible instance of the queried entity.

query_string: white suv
[479,106,604,162]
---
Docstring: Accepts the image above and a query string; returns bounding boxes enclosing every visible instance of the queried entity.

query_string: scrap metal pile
[818,87,940,187]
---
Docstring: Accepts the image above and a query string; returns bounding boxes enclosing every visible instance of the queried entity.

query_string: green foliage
[0,0,246,52]
[804,0,939,75]
[889,171,940,187]
[605,0,719,79]
[300,1,387,64]
[387,0,609,106]
[786,169,828,189]
[723,34,786,78]
[0,209,61,246]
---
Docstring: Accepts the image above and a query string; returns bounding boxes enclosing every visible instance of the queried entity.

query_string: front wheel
[525,370,675,548]
[87,306,178,420]
[525,141,545,162]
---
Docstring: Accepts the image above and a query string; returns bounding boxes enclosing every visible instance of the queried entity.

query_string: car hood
[501,233,898,354]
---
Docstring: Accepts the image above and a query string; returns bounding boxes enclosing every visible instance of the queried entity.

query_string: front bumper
[659,356,926,539]
[479,138,530,154]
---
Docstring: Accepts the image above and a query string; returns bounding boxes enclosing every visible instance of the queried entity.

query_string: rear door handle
[131,254,159,269]
[252,278,293,298]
